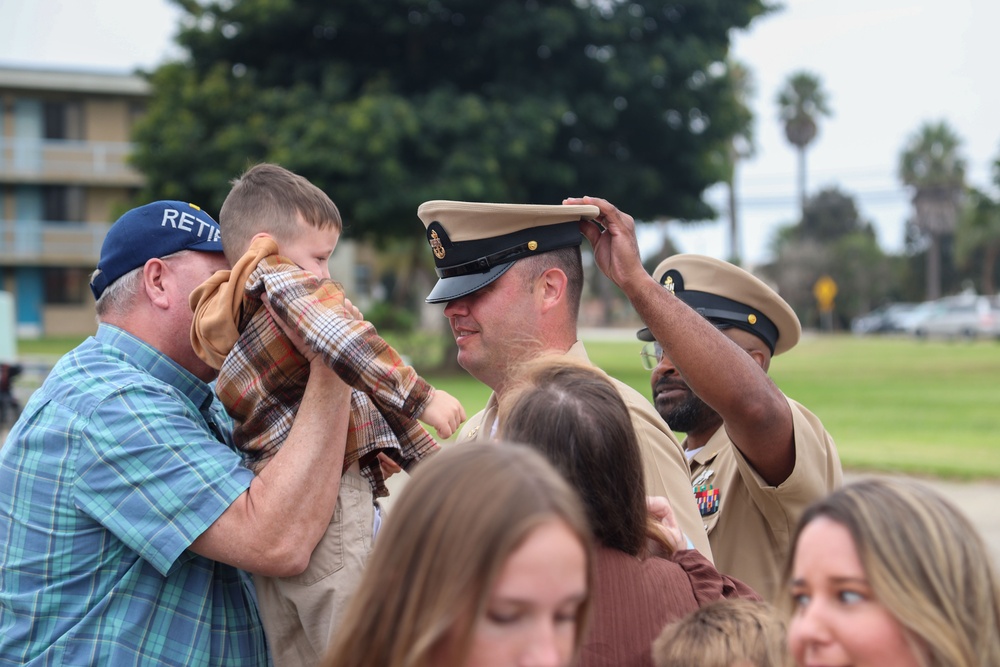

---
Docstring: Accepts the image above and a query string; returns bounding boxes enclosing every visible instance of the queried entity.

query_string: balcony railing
[0,138,144,186]
[0,218,110,264]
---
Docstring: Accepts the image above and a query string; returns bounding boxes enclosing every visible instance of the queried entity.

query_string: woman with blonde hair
[499,357,758,667]
[785,476,1000,667]
[322,443,593,667]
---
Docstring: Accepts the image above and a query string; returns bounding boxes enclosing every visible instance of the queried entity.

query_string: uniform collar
[688,423,731,467]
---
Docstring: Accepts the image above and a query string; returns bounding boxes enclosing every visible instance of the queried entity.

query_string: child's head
[219,163,343,277]
[652,599,788,667]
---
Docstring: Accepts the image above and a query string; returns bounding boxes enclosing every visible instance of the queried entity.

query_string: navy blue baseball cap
[90,200,224,299]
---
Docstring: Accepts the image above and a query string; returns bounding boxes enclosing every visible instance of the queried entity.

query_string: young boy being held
[190,163,465,666]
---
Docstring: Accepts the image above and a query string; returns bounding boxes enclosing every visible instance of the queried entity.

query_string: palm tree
[724,60,755,264]
[898,120,966,300]
[776,72,831,222]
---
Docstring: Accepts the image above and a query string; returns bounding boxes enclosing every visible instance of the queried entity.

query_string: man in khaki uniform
[564,195,841,600]
[417,200,712,558]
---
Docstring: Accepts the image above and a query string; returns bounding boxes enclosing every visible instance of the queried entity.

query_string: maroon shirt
[580,547,760,667]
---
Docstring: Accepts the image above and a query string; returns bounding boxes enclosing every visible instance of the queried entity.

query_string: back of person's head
[218,163,342,263]
[499,356,650,556]
[653,599,789,667]
[322,443,594,667]
[785,477,1000,667]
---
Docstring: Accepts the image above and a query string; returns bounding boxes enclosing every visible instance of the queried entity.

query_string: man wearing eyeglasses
[565,195,841,602]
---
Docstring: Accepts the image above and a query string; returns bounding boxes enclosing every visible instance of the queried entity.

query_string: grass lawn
[764,335,1000,480]
[16,332,1000,480]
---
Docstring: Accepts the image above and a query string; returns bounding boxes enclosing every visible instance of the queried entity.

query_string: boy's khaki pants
[254,464,374,667]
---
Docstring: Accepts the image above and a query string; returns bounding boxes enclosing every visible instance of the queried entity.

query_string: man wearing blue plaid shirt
[0,201,352,666]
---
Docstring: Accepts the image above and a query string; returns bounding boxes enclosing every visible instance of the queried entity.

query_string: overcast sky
[2,0,997,265]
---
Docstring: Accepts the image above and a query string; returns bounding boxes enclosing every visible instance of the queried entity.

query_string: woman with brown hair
[322,443,593,667]
[499,357,759,667]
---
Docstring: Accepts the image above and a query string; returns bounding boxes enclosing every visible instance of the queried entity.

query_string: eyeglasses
[639,341,663,371]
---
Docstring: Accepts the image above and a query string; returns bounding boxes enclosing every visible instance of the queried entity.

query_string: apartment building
[0,65,148,337]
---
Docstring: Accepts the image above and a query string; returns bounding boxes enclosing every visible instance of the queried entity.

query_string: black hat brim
[425,261,516,304]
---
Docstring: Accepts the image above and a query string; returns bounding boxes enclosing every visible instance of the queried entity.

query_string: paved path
[845,471,1000,567]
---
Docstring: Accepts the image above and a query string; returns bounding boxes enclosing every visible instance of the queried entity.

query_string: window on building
[43,102,66,140]
[42,100,83,141]
[44,267,91,304]
[41,185,85,223]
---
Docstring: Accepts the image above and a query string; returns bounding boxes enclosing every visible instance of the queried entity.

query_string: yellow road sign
[813,275,837,313]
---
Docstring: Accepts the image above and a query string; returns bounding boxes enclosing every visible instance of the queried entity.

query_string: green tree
[829,231,892,323]
[776,71,831,221]
[798,186,875,242]
[956,187,1000,295]
[133,0,770,242]
[770,186,876,248]
[898,120,966,300]
[765,187,887,327]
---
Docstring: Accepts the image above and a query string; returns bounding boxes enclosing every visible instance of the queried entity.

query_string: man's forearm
[630,276,767,409]
[190,363,351,576]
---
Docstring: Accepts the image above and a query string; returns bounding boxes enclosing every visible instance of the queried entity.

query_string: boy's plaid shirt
[191,238,439,497]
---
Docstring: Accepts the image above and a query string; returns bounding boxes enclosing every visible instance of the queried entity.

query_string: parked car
[904,295,999,340]
[851,302,920,335]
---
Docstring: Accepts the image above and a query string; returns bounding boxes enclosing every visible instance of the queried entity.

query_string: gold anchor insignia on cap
[528,241,538,251]
[748,314,757,325]
[664,275,675,293]
[429,230,446,260]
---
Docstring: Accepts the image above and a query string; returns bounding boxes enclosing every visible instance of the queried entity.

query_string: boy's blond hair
[653,599,789,667]
[218,163,342,264]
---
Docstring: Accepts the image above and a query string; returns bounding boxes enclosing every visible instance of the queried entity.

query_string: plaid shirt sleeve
[74,380,254,576]
[254,258,433,417]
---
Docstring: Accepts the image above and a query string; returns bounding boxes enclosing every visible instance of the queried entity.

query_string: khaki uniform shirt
[688,397,841,600]
[457,341,713,559]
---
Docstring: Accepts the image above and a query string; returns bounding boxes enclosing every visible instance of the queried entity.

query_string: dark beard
[659,391,718,434]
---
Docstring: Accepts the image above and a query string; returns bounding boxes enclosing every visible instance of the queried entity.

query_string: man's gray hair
[92,250,189,320]
[93,267,142,320]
